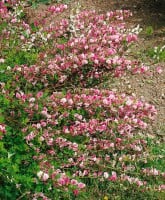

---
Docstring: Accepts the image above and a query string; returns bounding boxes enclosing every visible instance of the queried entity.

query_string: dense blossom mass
[11,9,148,88]
[0,1,164,199]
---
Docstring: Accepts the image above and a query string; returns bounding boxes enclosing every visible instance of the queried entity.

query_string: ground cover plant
[0,1,164,199]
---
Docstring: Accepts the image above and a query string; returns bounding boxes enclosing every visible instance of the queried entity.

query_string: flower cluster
[0,2,8,18]
[48,4,68,13]
[0,1,69,53]
[142,168,165,177]
[121,174,146,187]
[10,88,159,195]
[10,9,151,89]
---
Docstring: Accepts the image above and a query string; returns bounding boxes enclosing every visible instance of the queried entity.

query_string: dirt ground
[25,0,165,136]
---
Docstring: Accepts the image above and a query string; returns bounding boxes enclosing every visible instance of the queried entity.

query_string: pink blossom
[48,4,68,14]
[126,34,138,42]
[73,189,79,196]
[71,179,78,185]
[60,98,67,104]
[42,173,49,181]
[77,182,86,189]
[0,124,6,133]
[109,171,117,181]
[0,124,6,139]
[11,18,17,23]
[136,180,143,187]
[36,91,43,99]
[37,171,49,181]
[57,176,70,186]
[0,58,5,63]
[29,97,35,103]
[156,66,163,74]
[25,132,36,142]
[159,185,165,190]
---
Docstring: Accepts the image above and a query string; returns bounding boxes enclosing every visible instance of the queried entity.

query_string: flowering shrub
[0,1,164,199]
[7,8,149,89]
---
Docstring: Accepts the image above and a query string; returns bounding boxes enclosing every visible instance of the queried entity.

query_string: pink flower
[0,124,6,139]
[0,58,5,63]
[159,185,165,190]
[63,5,68,9]
[71,179,78,185]
[41,121,47,127]
[152,168,159,176]
[68,98,74,105]
[109,171,117,181]
[37,171,49,181]
[116,138,122,143]
[48,4,67,13]
[29,97,35,103]
[20,35,25,40]
[57,176,70,186]
[60,98,67,104]
[140,65,149,73]
[77,182,86,189]
[73,189,79,196]
[16,92,21,99]
[102,98,109,105]
[25,132,36,142]
[11,18,17,23]
[126,34,138,42]
[156,66,163,74]
[136,180,143,187]
[36,91,43,99]
[57,178,65,186]
[126,98,133,106]
[0,124,6,133]
[42,173,49,181]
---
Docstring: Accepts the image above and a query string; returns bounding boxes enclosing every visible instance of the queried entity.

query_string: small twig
[16,192,30,200]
